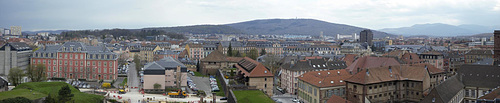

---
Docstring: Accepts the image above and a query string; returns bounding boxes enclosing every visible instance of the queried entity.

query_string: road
[126,62,141,102]
[272,94,297,103]
[188,75,212,96]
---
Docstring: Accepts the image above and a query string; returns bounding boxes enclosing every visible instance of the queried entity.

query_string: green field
[0,89,47,100]
[193,71,207,77]
[1,82,104,103]
[233,90,274,103]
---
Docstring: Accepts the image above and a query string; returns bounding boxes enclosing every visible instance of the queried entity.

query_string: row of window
[46,72,114,80]
[34,59,114,67]
[34,52,116,60]
[45,66,114,74]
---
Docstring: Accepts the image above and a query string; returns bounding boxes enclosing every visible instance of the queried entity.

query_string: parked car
[220,97,227,100]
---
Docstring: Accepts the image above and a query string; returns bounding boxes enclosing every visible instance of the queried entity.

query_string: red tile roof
[327,94,352,103]
[235,57,273,77]
[345,56,401,73]
[346,65,429,84]
[401,53,423,64]
[413,63,445,74]
[298,69,353,88]
[342,54,357,66]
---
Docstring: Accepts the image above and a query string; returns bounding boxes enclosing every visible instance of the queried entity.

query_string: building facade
[9,26,21,36]
[143,57,188,93]
[345,65,431,103]
[0,42,32,76]
[31,42,119,80]
[280,56,347,94]
[359,30,373,46]
[297,69,353,103]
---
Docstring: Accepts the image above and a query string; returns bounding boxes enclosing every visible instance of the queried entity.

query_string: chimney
[357,68,360,73]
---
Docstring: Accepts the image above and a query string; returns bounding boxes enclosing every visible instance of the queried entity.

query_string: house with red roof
[297,69,353,103]
[235,57,274,96]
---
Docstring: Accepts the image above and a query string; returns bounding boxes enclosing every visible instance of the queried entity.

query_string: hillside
[226,19,396,38]
[466,33,494,38]
[144,25,244,34]
[379,23,499,37]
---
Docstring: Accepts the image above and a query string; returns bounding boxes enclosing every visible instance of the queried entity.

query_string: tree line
[8,64,47,86]
[59,29,186,41]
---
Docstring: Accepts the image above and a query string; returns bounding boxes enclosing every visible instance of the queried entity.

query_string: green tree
[58,85,74,103]
[227,43,233,56]
[8,67,25,86]
[154,83,161,90]
[44,93,56,103]
[134,54,143,72]
[235,51,242,57]
[27,64,46,82]
[260,49,267,56]
[248,49,259,60]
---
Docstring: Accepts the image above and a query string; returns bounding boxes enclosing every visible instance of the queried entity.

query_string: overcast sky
[1,0,499,31]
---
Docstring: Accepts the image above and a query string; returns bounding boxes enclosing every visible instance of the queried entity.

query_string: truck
[167,90,187,98]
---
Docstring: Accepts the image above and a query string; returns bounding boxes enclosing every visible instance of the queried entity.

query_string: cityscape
[0,0,500,103]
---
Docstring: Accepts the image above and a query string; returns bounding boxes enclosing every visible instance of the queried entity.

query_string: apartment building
[31,42,118,80]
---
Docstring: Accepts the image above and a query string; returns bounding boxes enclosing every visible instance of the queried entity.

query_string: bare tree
[27,64,46,82]
[262,54,280,74]
[8,67,25,86]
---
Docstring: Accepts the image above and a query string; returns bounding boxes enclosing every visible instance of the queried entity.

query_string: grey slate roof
[0,42,32,51]
[33,42,118,59]
[280,59,347,71]
[420,75,464,103]
[458,64,500,88]
[143,57,187,75]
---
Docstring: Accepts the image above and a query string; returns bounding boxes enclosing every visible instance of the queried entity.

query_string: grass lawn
[0,89,47,100]
[215,78,225,96]
[11,82,104,103]
[193,71,207,77]
[233,90,274,103]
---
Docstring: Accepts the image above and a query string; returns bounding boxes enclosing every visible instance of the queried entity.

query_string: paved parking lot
[188,75,213,96]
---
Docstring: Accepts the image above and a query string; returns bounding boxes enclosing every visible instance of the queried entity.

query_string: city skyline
[1,0,499,31]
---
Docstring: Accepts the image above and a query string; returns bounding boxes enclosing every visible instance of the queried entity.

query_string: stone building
[345,65,431,103]
[280,56,347,94]
[297,69,353,103]
[235,57,274,96]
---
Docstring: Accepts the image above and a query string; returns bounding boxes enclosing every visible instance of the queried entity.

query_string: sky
[1,0,499,31]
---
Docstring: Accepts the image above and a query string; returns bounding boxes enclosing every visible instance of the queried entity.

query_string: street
[188,75,213,96]
[126,62,141,102]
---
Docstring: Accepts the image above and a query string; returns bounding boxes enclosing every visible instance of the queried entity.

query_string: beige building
[140,45,162,63]
[297,69,353,103]
[345,65,431,103]
[235,57,274,96]
[143,57,188,93]
[10,26,21,36]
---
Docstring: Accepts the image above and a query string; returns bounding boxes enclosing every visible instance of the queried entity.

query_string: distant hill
[379,23,499,37]
[23,30,70,34]
[226,19,396,38]
[143,25,244,34]
[466,33,494,38]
